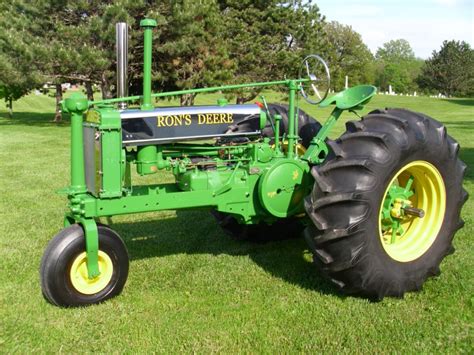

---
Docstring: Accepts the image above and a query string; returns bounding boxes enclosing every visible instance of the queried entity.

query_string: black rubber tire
[40,224,129,307]
[304,108,468,299]
[264,104,322,147]
[223,103,322,147]
[213,104,320,242]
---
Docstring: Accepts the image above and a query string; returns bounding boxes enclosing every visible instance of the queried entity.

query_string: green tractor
[40,20,467,307]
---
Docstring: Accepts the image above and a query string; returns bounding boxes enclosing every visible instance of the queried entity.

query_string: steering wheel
[299,55,330,105]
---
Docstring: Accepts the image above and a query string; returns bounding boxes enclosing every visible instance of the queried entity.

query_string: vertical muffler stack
[116,22,128,110]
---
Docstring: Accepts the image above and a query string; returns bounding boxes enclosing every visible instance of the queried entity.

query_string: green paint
[140,18,157,27]
[56,18,381,279]
[217,98,228,106]
[286,80,298,158]
[273,114,283,156]
[63,93,88,194]
[303,86,377,164]
[62,93,101,278]
[89,79,310,107]
[99,109,122,198]
[303,107,342,164]
[380,176,417,244]
[258,159,311,217]
[259,95,276,133]
[319,85,377,110]
[5,88,469,341]
[80,218,100,278]
[259,110,267,131]
[137,145,158,175]
[140,19,157,110]
[66,83,377,277]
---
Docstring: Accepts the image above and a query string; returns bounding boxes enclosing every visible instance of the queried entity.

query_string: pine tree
[0,1,42,117]
[153,0,234,106]
[417,40,474,97]
[218,0,326,103]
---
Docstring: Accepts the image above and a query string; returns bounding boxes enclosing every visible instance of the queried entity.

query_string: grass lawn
[0,91,472,352]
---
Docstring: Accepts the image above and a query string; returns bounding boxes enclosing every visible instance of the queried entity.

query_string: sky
[316,0,474,59]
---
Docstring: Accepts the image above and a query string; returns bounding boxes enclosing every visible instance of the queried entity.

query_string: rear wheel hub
[379,160,446,262]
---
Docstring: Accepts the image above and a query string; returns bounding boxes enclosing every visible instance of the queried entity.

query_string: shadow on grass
[107,210,343,298]
[441,98,474,106]
[101,141,474,298]
[87,151,474,300]
[0,111,70,126]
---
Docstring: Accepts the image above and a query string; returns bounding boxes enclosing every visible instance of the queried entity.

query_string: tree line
[0,1,472,121]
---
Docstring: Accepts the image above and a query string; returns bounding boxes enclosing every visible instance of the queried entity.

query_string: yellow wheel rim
[69,251,114,295]
[379,160,446,262]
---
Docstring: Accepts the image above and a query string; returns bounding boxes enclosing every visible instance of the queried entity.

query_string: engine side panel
[121,104,262,146]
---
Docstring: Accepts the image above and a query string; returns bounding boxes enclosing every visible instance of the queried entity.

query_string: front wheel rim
[379,160,446,262]
[69,251,114,295]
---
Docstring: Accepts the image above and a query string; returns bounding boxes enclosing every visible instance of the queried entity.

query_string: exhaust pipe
[116,22,128,110]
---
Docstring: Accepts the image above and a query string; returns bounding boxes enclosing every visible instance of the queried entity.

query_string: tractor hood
[120,104,264,145]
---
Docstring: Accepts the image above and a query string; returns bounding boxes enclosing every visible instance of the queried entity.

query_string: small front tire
[40,224,129,307]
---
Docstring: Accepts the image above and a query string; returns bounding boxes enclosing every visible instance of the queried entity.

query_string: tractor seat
[319,85,377,110]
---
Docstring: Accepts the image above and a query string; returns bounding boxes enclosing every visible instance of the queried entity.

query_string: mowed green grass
[0,91,472,353]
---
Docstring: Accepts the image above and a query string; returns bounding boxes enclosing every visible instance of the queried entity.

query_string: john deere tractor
[40,20,468,307]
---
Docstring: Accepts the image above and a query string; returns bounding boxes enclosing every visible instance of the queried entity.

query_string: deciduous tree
[323,21,374,91]
[375,39,423,93]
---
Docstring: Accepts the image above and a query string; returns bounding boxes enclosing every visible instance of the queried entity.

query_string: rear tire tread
[304,108,467,299]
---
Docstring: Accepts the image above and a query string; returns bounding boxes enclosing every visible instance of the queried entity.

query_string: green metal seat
[319,85,377,110]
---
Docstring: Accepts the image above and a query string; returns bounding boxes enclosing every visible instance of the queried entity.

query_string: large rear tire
[220,103,322,147]
[304,108,467,299]
[263,104,322,147]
